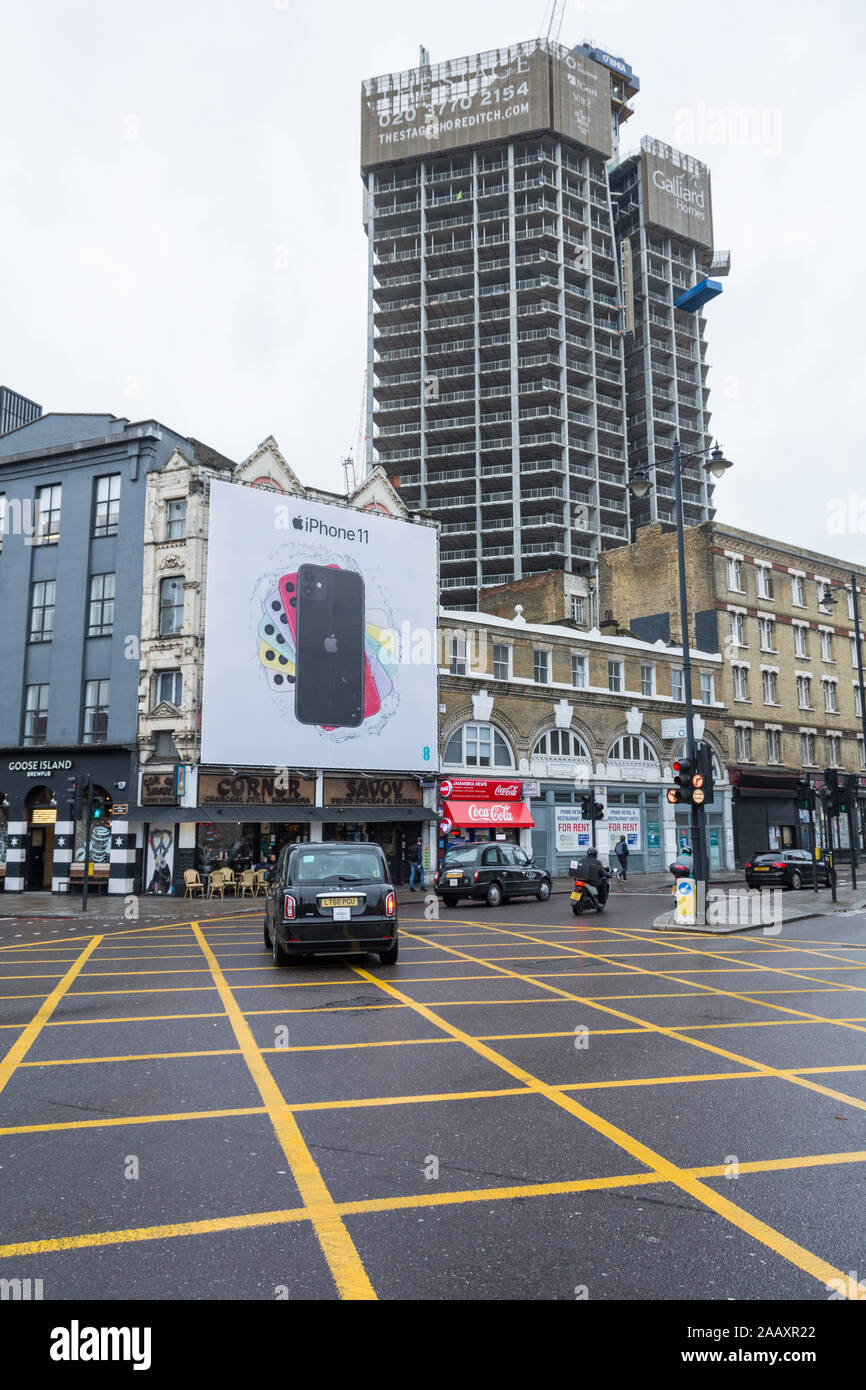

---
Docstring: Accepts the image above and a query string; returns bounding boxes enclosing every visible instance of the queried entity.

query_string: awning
[442,799,534,830]
[123,804,436,824]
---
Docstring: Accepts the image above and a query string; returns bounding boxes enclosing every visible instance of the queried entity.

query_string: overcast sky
[2,0,864,563]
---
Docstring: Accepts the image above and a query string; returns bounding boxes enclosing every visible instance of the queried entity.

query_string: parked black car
[744,849,831,890]
[264,841,398,965]
[433,842,552,908]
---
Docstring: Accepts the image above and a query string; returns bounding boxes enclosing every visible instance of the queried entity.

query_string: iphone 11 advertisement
[200,482,440,772]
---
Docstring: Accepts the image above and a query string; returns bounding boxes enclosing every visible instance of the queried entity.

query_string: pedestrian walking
[614,835,629,881]
[408,837,424,891]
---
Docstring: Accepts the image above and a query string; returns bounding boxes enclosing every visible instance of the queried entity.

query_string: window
[732,666,748,701]
[827,734,841,767]
[533,729,591,760]
[93,474,121,537]
[443,721,513,768]
[83,679,110,744]
[817,582,832,614]
[758,617,775,652]
[855,683,863,718]
[570,595,585,623]
[819,630,834,662]
[35,484,61,543]
[155,670,182,708]
[448,634,467,675]
[847,589,856,620]
[492,643,511,681]
[851,637,862,670]
[671,667,684,702]
[534,649,551,684]
[823,680,838,713]
[793,625,808,658]
[790,575,805,606]
[29,580,56,642]
[700,672,714,704]
[735,726,752,761]
[571,652,588,689]
[800,732,815,766]
[608,736,659,765]
[755,565,773,600]
[726,557,742,591]
[762,670,778,704]
[159,576,185,636]
[87,573,115,637]
[859,737,866,772]
[728,612,744,646]
[0,494,5,551]
[608,659,623,693]
[765,729,781,764]
[640,663,655,697]
[23,684,49,746]
[166,498,187,541]
[796,676,811,709]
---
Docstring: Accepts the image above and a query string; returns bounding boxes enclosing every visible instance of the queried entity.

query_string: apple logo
[292,516,304,531]
[324,634,338,654]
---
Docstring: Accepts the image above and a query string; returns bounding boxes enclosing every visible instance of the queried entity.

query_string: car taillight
[283,894,296,919]
[744,862,752,870]
[433,871,439,885]
[473,869,479,882]
[773,862,786,869]
[384,891,396,917]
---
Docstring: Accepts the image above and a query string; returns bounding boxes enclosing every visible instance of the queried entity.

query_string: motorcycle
[569,861,611,915]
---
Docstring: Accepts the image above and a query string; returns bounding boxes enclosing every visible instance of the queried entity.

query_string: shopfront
[729,771,801,867]
[0,748,135,894]
[530,784,666,877]
[131,769,437,893]
[437,777,535,862]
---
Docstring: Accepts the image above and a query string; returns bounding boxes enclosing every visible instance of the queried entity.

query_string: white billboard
[200,483,439,773]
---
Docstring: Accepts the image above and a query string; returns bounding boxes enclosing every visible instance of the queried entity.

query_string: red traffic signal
[670,758,694,805]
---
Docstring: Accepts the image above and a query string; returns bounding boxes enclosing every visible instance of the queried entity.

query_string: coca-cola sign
[465,801,522,825]
[439,778,522,801]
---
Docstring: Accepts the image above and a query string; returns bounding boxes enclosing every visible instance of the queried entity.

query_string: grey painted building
[0,413,227,895]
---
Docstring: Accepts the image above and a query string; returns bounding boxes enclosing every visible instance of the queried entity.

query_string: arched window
[443,722,514,769]
[671,741,723,780]
[608,736,660,766]
[532,729,591,760]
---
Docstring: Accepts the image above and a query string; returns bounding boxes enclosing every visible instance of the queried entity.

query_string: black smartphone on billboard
[294,564,365,728]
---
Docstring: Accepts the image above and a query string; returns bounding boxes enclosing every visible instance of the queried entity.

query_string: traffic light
[668,758,694,805]
[837,773,850,816]
[824,768,840,816]
[90,789,112,823]
[593,801,605,821]
[696,743,715,805]
[580,795,591,819]
[796,778,813,811]
[66,775,79,819]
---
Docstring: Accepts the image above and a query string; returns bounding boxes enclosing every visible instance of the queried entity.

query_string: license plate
[753,867,769,872]
[570,891,583,901]
[321,896,360,907]
[447,873,461,881]
[333,906,351,922]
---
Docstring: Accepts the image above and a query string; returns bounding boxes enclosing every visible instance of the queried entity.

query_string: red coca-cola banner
[442,799,535,829]
[439,777,523,801]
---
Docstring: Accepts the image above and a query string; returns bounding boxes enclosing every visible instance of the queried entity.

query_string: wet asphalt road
[0,885,864,1302]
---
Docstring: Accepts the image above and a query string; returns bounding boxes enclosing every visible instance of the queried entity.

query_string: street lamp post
[819,575,866,880]
[629,440,733,920]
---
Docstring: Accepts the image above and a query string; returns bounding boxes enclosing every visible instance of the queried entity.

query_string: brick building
[438,573,732,875]
[598,522,866,863]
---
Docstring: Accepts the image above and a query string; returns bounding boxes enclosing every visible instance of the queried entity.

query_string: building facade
[0,412,213,894]
[599,521,866,863]
[361,39,641,609]
[129,439,440,894]
[609,136,721,532]
[437,584,732,877]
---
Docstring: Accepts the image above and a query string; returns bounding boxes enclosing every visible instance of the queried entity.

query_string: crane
[540,0,567,45]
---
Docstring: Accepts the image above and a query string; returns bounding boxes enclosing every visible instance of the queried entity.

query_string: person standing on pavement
[614,835,629,881]
[408,837,424,891]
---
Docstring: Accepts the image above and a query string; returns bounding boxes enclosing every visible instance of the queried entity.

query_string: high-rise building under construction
[360,39,720,609]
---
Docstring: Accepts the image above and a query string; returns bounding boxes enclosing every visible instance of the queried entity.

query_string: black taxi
[433,842,552,908]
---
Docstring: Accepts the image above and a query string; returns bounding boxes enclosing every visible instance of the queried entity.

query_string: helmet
[586,847,598,857]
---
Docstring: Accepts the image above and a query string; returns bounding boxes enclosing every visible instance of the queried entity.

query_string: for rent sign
[607,814,641,849]
[555,807,592,852]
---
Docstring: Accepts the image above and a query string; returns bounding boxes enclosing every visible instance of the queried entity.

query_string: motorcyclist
[575,847,610,907]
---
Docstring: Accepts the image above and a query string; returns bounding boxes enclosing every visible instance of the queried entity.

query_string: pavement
[0,889,865,1308]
